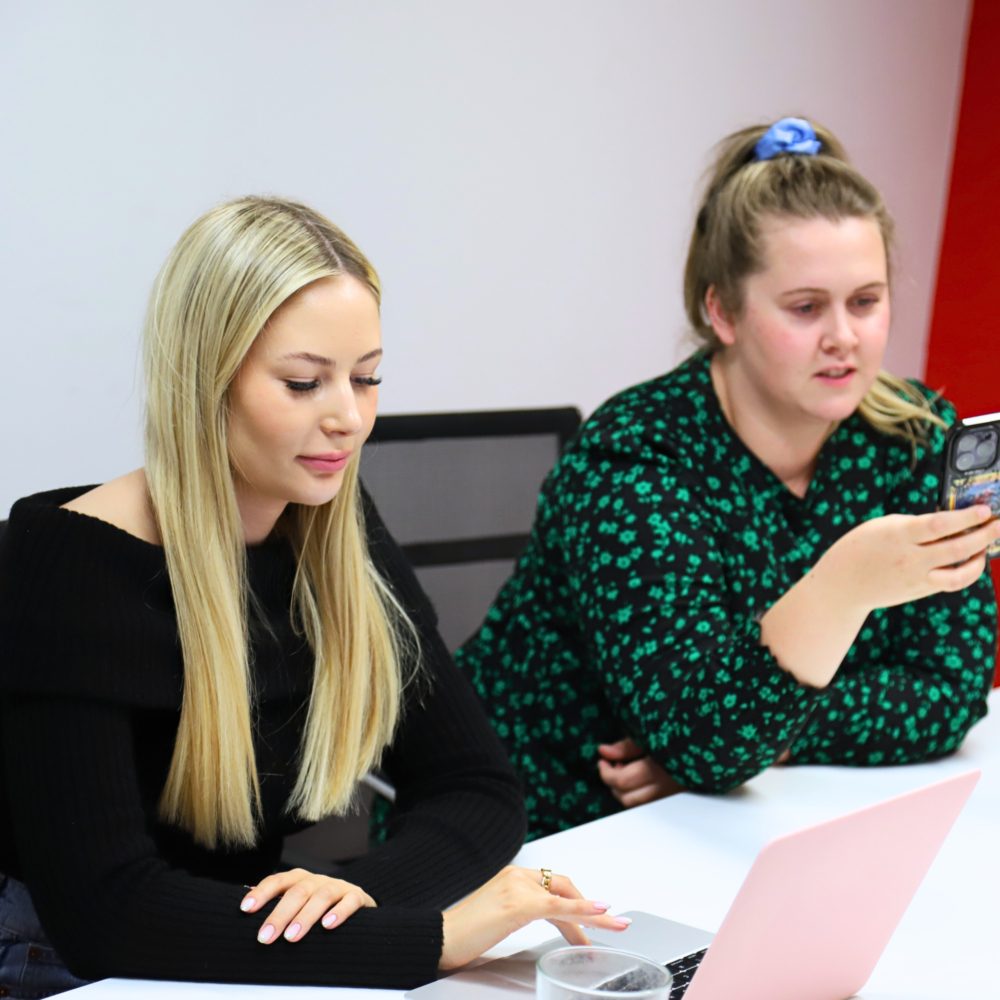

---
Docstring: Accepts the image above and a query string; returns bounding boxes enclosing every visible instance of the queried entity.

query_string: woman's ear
[705,285,737,347]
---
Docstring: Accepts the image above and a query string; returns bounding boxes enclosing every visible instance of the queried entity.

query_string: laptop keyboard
[665,948,708,998]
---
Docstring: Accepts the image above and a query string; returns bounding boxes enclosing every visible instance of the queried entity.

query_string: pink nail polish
[258,924,275,944]
[240,897,255,912]
[322,912,338,929]
[613,916,633,928]
[284,922,301,941]
[592,901,610,912]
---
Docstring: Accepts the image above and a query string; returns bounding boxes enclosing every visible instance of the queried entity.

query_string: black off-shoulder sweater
[0,487,526,989]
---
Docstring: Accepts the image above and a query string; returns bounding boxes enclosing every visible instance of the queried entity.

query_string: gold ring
[540,867,553,892]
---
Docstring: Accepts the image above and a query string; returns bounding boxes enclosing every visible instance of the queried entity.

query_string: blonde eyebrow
[779,281,887,297]
[279,351,333,365]
[278,348,383,366]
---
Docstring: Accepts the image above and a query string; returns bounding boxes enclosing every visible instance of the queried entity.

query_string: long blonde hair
[144,196,414,848]
[683,121,943,445]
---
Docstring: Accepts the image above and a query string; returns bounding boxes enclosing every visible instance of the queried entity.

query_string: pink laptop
[408,769,979,999]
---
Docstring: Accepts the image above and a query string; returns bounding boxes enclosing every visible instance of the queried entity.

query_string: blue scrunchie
[754,117,821,161]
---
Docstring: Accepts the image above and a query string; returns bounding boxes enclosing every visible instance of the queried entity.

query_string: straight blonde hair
[683,121,943,446]
[144,196,414,848]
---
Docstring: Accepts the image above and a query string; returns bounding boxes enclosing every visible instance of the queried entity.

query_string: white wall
[0,0,970,515]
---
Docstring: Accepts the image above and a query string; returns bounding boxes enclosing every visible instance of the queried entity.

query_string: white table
[58,693,1000,1000]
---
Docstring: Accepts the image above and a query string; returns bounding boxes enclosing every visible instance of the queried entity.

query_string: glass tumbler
[536,946,672,999]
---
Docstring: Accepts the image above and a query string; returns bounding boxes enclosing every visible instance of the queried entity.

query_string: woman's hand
[814,505,1000,612]
[762,504,1000,689]
[439,866,631,971]
[240,868,376,944]
[597,738,684,807]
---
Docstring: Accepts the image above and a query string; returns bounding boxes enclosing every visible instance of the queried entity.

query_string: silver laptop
[407,770,979,1000]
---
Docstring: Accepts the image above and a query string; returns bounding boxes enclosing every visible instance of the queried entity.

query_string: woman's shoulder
[568,350,716,465]
[841,376,956,490]
[884,375,957,458]
[588,351,710,422]
[5,471,164,574]
[893,375,955,419]
[59,469,161,545]
[1,475,181,706]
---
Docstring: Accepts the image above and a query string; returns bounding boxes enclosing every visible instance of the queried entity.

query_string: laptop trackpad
[590,911,715,964]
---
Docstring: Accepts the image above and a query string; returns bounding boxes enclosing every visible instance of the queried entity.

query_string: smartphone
[941,412,1000,558]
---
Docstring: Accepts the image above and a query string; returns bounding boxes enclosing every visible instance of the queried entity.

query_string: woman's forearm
[761,506,999,690]
[759,561,870,689]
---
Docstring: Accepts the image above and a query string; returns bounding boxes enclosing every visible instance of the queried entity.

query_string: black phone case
[940,414,1000,559]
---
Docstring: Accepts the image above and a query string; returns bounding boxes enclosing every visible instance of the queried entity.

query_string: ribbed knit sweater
[0,486,526,989]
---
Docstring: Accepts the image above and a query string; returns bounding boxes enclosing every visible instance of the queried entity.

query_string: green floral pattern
[456,351,996,839]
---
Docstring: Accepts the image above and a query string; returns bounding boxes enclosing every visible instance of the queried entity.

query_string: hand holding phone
[941,412,1000,559]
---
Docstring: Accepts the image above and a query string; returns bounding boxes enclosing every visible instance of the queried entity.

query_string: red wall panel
[925,1,1000,413]
[925,0,1000,681]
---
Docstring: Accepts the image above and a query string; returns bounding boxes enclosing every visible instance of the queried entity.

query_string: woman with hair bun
[457,118,1000,840]
[0,197,630,997]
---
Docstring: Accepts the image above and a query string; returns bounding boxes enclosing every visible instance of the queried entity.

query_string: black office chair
[361,406,582,651]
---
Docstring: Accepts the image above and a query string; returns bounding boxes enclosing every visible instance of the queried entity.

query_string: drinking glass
[536,946,672,999]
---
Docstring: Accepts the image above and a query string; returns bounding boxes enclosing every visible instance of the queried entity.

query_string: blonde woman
[0,197,629,997]
[457,118,1000,840]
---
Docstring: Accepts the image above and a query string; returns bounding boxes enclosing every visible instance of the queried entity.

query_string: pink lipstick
[298,452,351,473]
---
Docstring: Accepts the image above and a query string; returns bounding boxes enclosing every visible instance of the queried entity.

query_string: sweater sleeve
[1,695,445,988]
[786,576,995,765]
[553,442,823,793]
[787,404,996,766]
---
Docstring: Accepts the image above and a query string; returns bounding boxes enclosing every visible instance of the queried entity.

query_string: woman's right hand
[597,737,685,807]
[240,869,376,944]
[439,866,631,971]
[815,504,1000,613]
[761,504,1000,690]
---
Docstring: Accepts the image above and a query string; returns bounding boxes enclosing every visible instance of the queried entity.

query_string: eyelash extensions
[284,375,382,393]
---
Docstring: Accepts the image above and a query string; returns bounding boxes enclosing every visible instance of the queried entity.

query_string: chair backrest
[361,407,581,651]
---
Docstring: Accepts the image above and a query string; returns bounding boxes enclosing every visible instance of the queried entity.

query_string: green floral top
[456,351,996,840]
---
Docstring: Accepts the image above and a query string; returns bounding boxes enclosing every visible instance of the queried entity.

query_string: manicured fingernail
[613,916,633,928]
[284,922,301,941]
[240,896,255,912]
[322,912,338,928]
[258,924,275,943]
[592,901,610,912]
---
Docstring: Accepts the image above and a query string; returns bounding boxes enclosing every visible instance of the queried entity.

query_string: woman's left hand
[439,866,630,970]
[597,738,684,807]
[240,868,377,944]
